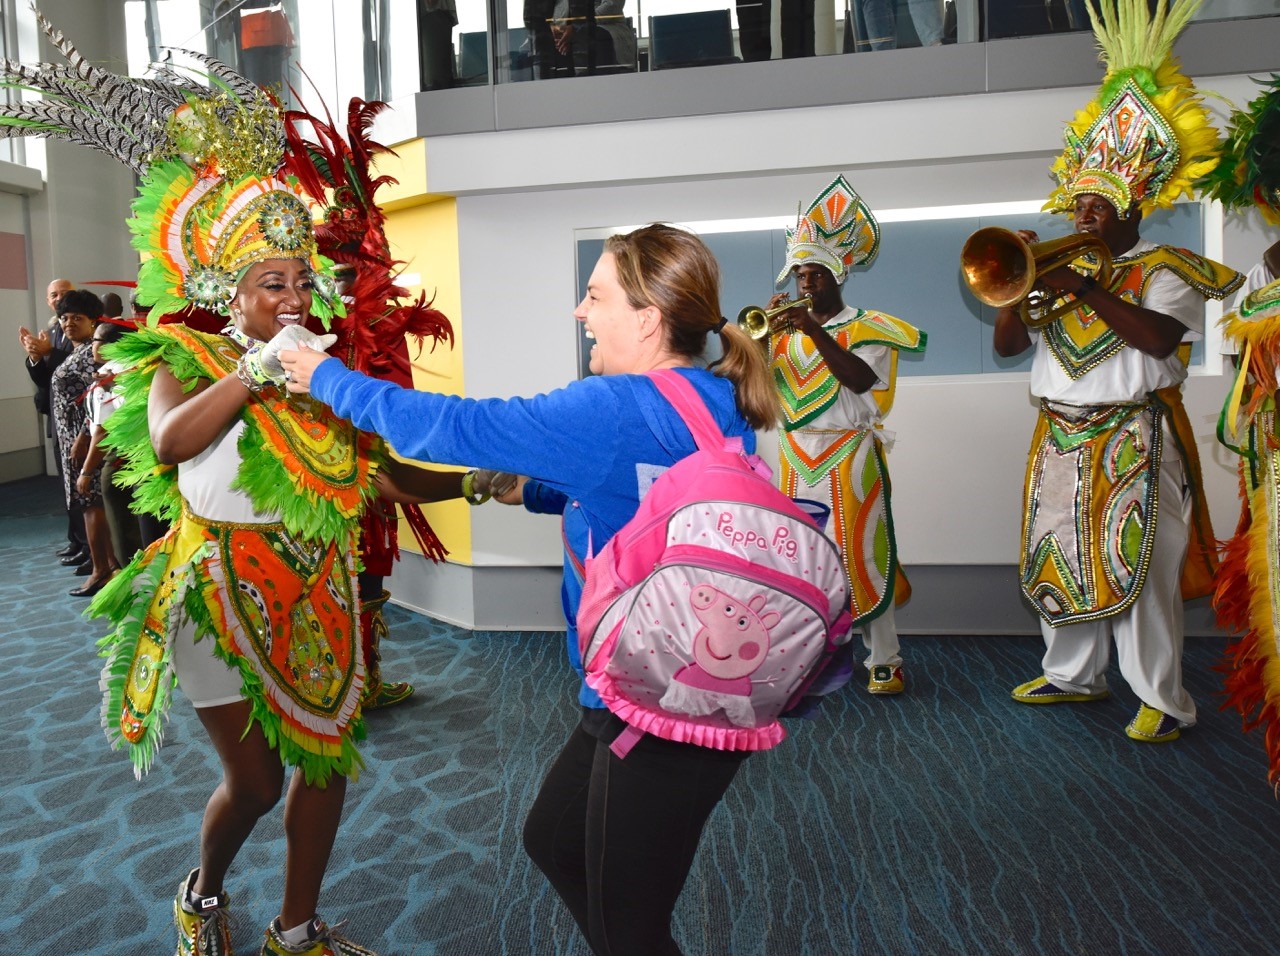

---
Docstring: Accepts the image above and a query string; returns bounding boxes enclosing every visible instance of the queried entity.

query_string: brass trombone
[961,227,1112,329]
[737,296,813,340]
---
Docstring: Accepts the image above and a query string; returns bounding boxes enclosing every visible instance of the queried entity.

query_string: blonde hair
[605,224,777,430]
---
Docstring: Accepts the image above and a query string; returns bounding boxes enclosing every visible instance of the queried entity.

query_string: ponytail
[607,223,779,431]
[710,323,778,431]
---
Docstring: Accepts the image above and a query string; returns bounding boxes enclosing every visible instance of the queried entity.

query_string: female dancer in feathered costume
[0,12,464,954]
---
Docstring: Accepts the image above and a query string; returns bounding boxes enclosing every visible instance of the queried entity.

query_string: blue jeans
[854,0,942,50]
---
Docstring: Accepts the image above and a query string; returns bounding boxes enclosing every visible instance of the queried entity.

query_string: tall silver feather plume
[0,7,283,174]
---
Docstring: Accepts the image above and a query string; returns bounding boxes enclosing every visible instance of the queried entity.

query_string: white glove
[240,326,337,388]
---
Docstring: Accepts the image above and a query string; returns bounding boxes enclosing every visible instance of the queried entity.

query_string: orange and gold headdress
[0,10,343,324]
[777,175,880,286]
[1046,0,1221,217]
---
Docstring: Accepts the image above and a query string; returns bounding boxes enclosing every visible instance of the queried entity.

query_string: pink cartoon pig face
[689,585,781,680]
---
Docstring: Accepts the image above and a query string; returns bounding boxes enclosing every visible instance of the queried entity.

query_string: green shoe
[1011,676,1110,704]
[1125,703,1182,743]
[174,869,233,956]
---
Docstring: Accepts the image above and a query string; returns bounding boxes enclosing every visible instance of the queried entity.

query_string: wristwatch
[461,469,491,506]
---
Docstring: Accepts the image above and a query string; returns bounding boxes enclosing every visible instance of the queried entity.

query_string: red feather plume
[284,95,455,565]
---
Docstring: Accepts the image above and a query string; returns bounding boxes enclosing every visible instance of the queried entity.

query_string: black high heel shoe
[70,578,107,598]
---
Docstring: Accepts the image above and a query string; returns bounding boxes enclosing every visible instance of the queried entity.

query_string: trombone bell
[737,296,813,340]
[961,227,1112,329]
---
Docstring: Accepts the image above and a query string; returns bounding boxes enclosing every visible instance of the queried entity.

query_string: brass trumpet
[737,296,813,340]
[961,227,1112,329]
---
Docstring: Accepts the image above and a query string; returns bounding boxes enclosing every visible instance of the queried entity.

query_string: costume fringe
[92,542,181,779]
[92,522,365,785]
[1214,474,1280,789]
[194,550,366,788]
[1215,304,1280,788]
[1225,309,1280,395]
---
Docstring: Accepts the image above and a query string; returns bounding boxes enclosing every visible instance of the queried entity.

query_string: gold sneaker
[260,917,377,956]
[867,664,905,695]
[175,869,233,956]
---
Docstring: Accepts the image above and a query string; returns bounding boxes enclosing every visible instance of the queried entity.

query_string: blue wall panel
[574,203,1205,380]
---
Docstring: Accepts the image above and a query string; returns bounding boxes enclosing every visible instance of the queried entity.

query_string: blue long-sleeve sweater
[310,358,757,707]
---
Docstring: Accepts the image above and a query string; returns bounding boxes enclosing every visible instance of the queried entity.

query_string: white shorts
[170,612,244,709]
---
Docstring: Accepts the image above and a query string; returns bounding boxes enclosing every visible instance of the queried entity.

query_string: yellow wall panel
[382,187,475,564]
[375,138,429,210]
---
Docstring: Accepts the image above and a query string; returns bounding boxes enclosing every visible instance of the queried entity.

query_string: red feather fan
[284,96,455,569]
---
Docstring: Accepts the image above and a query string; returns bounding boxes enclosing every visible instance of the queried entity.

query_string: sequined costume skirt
[779,427,909,627]
[1020,399,1162,627]
[93,506,366,785]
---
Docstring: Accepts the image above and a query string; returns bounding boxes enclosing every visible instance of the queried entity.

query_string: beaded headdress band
[0,11,343,324]
[777,175,880,286]
[1046,0,1221,217]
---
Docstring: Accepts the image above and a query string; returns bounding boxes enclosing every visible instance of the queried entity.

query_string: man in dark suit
[19,277,85,561]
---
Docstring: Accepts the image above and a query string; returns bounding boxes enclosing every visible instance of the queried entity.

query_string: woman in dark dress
[51,289,116,596]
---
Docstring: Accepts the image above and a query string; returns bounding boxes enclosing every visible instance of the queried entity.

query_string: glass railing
[474,1,967,86]
[119,0,1277,106]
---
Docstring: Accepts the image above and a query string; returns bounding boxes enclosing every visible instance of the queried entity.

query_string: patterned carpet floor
[3,475,1280,955]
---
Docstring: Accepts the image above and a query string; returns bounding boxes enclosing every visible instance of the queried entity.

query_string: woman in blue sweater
[281,223,777,954]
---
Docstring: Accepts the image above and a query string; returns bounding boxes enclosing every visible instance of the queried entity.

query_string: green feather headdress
[1201,75,1280,226]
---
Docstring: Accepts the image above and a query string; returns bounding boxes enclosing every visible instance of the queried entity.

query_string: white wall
[0,175,41,470]
[428,74,1269,570]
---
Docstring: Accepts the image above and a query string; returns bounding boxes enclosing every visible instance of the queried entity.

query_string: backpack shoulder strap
[646,368,727,452]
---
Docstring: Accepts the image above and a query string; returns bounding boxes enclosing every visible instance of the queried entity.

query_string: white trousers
[862,602,902,668]
[1038,446,1196,725]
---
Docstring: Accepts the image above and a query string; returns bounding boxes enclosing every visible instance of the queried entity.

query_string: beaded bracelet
[234,357,264,392]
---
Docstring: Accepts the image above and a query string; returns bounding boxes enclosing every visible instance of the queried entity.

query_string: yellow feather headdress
[1046,0,1221,217]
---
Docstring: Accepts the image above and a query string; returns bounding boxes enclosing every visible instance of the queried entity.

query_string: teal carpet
[3,475,1280,955]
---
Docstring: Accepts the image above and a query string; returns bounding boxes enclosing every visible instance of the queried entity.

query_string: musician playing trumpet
[769,176,925,697]
[995,185,1241,742]
[992,0,1244,746]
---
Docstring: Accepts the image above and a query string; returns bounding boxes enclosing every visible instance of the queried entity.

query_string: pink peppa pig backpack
[576,369,854,758]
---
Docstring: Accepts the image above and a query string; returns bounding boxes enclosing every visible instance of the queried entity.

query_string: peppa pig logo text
[716,511,799,563]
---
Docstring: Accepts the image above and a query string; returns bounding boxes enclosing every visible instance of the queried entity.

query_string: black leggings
[523,717,749,955]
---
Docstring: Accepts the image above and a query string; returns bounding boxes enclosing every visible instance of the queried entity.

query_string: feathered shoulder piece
[1202,76,1280,225]
[1046,0,1221,217]
[0,9,342,325]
